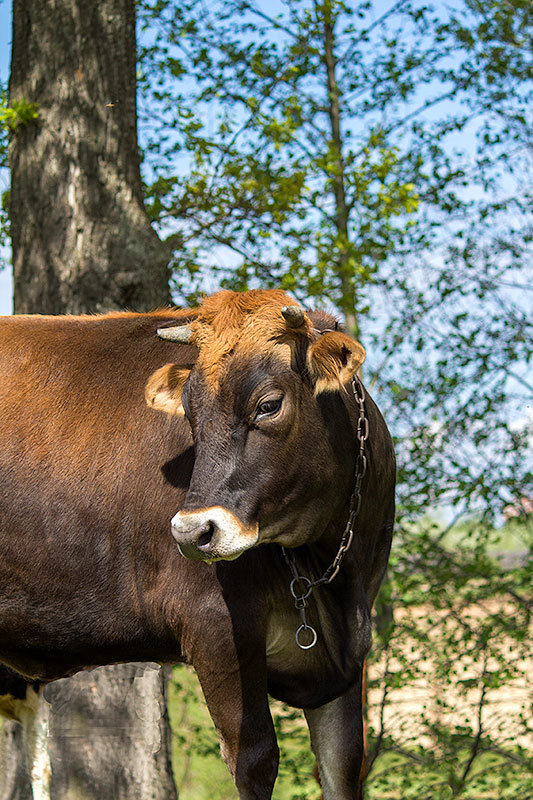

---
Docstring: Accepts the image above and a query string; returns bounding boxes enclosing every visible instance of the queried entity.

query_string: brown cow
[0,289,395,799]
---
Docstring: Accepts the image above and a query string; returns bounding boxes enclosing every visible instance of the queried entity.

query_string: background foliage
[136,0,531,796]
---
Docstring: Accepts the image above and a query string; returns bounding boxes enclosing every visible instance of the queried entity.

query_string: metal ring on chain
[290,576,313,601]
[295,623,318,650]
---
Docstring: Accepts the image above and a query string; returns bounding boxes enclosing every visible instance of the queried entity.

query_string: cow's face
[146,290,365,562]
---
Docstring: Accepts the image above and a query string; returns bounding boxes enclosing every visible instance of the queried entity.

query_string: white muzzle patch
[171,505,259,561]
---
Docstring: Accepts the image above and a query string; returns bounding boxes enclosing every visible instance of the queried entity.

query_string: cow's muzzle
[171,506,259,562]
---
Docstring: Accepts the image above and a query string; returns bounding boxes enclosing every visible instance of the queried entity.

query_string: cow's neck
[289,374,367,586]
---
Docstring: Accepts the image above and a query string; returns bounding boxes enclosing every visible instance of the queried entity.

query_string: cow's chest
[265,593,370,707]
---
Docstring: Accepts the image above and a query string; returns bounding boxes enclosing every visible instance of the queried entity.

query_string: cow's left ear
[307,332,365,395]
[145,364,191,415]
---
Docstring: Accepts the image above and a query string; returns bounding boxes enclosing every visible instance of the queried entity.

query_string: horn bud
[281,305,305,328]
[157,325,192,343]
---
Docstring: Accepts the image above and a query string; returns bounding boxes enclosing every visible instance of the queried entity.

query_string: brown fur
[308,332,366,394]
[189,290,313,388]
[145,364,191,416]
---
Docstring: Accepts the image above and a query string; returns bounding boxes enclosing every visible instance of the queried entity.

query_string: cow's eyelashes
[255,397,283,420]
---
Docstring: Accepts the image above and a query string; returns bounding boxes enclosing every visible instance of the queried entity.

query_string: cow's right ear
[145,364,191,416]
[307,331,365,394]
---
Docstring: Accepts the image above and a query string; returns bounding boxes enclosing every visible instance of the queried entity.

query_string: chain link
[282,376,368,649]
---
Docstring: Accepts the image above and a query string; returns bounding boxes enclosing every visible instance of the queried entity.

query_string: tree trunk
[9,0,169,315]
[45,666,176,800]
[4,1,177,799]
[0,723,33,800]
[318,0,359,339]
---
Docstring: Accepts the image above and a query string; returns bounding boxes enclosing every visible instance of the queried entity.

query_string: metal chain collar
[281,376,368,650]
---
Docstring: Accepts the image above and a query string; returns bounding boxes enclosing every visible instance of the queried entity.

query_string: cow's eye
[255,398,282,419]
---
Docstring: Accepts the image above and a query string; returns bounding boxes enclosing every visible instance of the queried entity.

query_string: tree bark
[0,723,33,800]
[4,1,177,799]
[318,0,359,339]
[45,666,176,800]
[9,0,169,314]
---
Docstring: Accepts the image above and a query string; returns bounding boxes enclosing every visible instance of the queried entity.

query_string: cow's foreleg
[304,676,365,800]
[193,649,278,800]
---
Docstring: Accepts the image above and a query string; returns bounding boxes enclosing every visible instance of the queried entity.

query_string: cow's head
[146,290,365,562]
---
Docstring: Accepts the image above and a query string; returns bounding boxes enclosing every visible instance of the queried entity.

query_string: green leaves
[135,3,532,794]
[0,96,39,131]
[367,514,532,798]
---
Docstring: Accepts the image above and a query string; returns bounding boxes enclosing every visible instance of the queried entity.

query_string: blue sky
[0,0,475,317]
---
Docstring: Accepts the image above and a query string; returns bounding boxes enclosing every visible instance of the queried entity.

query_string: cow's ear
[307,332,365,395]
[145,364,191,416]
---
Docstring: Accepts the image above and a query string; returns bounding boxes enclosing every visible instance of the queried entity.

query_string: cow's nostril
[196,522,215,549]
